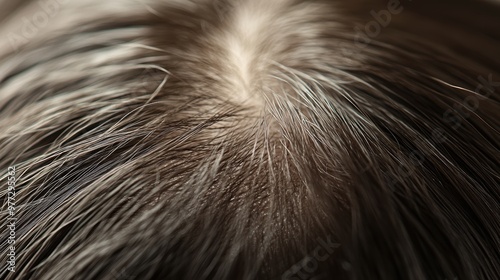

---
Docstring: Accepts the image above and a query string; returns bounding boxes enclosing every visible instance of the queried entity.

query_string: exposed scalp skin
[0,0,499,279]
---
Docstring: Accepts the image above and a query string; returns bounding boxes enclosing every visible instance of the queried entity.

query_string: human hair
[0,0,499,279]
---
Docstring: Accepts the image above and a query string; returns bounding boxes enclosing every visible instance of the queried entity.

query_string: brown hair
[1,0,499,279]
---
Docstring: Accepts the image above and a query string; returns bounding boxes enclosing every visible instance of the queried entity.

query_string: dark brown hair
[1,0,499,279]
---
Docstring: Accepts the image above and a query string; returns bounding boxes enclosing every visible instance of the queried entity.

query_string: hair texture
[0,0,499,279]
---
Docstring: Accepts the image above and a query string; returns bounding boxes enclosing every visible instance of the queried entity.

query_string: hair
[0,0,499,279]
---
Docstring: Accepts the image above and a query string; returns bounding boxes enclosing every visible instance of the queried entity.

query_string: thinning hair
[0,0,499,279]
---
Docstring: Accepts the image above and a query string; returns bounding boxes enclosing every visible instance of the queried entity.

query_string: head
[0,0,499,279]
